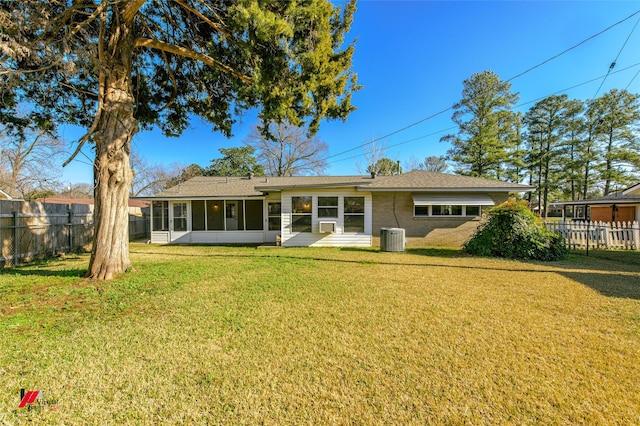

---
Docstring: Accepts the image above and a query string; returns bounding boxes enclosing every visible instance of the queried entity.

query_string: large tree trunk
[87,18,138,280]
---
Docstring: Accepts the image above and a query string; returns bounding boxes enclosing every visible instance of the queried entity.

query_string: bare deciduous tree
[246,121,329,176]
[130,152,176,197]
[357,139,387,175]
[0,120,65,198]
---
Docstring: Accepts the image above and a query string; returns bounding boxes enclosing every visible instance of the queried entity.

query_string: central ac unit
[319,221,336,233]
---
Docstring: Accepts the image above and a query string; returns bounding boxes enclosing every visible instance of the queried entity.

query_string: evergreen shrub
[463,199,567,261]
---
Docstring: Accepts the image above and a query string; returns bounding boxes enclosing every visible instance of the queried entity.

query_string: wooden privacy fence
[545,220,640,250]
[0,200,149,267]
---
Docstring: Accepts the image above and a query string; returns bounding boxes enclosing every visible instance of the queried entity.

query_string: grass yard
[1,245,640,424]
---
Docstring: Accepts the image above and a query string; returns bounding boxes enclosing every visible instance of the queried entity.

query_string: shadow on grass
[131,247,640,300]
[1,267,87,278]
[560,271,640,300]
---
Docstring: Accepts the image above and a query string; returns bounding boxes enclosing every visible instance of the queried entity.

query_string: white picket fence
[545,221,640,250]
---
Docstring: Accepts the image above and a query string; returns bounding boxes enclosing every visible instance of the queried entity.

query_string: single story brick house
[551,183,640,223]
[144,170,533,247]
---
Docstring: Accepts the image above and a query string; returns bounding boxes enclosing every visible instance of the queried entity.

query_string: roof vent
[248,172,254,180]
[370,171,376,179]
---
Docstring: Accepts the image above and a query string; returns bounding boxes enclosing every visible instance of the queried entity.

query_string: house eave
[254,183,364,191]
[361,186,535,193]
[139,194,265,200]
[552,199,640,206]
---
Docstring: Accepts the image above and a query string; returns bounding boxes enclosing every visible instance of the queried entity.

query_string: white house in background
[144,170,533,248]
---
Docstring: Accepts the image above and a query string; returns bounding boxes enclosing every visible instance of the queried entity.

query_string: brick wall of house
[371,192,509,248]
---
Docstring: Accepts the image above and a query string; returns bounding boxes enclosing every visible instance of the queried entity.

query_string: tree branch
[134,37,251,83]
[122,0,149,23]
[172,0,232,39]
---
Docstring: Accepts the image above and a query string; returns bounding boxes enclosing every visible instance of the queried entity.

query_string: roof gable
[623,183,640,196]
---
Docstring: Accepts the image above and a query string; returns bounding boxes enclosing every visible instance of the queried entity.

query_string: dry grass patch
[1,245,639,424]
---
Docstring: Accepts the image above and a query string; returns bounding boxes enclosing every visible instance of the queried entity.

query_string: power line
[507,9,640,83]
[593,15,640,97]
[625,68,640,90]
[519,62,640,108]
[322,106,453,162]
[322,8,640,166]
[318,62,640,169]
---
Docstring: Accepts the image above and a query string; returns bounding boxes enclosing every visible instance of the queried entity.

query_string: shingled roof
[149,170,533,199]
[363,170,533,191]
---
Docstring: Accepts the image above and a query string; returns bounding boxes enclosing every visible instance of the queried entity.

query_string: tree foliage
[367,157,401,176]
[165,163,205,188]
[421,155,449,173]
[589,89,640,195]
[204,146,264,177]
[246,120,328,176]
[441,70,519,179]
[463,199,567,261]
[1,0,358,279]
[444,70,640,205]
[523,95,570,218]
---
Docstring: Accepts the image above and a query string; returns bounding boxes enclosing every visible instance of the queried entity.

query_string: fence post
[68,209,73,252]
[12,211,19,266]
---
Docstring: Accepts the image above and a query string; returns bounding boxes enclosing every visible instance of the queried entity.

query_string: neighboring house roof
[623,183,640,196]
[0,189,12,200]
[34,197,150,208]
[552,183,640,207]
[149,171,533,199]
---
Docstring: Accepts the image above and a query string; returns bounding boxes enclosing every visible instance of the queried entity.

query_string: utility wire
[315,62,640,169]
[321,106,453,162]
[593,15,640,97]
[321,8,640,167]
[625,68,640,90]
[507,9,640,83]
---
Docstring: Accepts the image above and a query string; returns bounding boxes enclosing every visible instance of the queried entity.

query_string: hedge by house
[463,199,567,261]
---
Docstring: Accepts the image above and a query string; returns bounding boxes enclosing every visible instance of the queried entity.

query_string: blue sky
[60,0,640,184]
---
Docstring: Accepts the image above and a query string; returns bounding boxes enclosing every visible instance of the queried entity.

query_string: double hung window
[292,196,312,232]
[318,197,338,218]
[268,202,282,231]
[344,197,365,233]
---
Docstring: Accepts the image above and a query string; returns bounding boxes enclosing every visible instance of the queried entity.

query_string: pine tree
[591,89,640,195]
[523,95,569,218]
[441,71,519,179]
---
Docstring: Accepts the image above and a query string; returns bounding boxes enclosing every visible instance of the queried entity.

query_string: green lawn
[1,245,640,424]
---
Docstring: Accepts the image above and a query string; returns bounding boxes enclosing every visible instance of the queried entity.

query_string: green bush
[463,199,567,261]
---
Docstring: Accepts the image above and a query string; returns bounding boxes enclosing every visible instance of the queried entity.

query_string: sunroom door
[170,201,190,242]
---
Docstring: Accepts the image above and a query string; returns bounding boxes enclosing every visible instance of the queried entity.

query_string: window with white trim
[344,197,365,233]
[292,196,312,232]
[318,196,338,218]
[268,202,281,231]
[414,205,483,217]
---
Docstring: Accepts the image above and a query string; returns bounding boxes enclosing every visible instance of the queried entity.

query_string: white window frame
[414,205,483,217]
[344,196,365,233]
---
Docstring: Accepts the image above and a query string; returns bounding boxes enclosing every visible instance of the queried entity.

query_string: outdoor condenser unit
[380,228,405,252]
